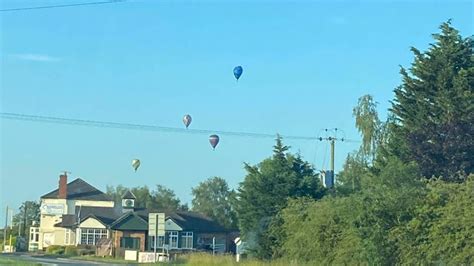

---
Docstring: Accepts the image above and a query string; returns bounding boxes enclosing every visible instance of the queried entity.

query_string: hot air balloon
[183,114,192,129]
[209,135,220,150]
[131,159,141,172]
[233,66,243,81]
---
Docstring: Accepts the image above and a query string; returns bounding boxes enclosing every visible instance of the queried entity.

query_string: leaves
[191,176,238,229]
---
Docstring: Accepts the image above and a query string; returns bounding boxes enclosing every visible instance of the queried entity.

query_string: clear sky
[0,0,472,226]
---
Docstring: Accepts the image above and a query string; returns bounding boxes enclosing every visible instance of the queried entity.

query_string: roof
[41,178,112,201]
[76,206,122,226]
[110,212,148,231]
[55,206,122,229]
[54,214,77,228]
[134,209,227,233]
[170,211,227,233]
[122,190,136,200]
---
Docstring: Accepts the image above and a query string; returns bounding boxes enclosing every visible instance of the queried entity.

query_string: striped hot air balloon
[131,159,141,172]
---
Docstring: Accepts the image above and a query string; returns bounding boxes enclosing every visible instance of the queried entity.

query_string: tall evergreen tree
[391,20,473,180]
[237,136,325,259]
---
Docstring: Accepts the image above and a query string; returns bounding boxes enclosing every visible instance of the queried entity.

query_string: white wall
[79,217,106,229]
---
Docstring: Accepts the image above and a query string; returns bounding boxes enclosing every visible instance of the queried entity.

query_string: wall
[39,199,67,249]
[79,217,106,229]
[74,200,114,208]
[113,230,147,252]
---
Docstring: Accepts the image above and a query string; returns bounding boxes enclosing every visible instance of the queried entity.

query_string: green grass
[70,255,131,264]
[173,253,305,266]
[0,256,41,265]
[72,253,311,266]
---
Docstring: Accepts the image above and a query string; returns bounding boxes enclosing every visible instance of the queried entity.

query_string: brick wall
[113,230,146,252]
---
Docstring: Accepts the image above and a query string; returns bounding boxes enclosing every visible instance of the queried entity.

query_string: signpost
[148,213,165,261]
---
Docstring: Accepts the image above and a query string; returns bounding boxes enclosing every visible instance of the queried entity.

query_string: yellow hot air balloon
[132,159,141,172]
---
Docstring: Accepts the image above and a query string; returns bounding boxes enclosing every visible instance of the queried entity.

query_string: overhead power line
[0,112,360,142]
[0,0,125,12]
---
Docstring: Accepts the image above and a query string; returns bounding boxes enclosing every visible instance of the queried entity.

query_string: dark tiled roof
[76,206,122,226]
[54,214,77,228]
[171,211,227,233]
[135,209,226,233]
[41,178,112,201]
[110,212,148,231]
[122,190,136,200]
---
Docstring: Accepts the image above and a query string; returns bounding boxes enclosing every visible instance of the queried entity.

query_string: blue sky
[0,0,472,226]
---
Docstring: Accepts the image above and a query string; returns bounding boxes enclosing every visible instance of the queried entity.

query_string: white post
[212,237,215,256]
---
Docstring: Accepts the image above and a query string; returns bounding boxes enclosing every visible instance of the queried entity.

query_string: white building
[36,173,114,250]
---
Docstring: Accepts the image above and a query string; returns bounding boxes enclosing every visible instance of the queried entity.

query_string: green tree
[353,94,382,161]
[106,185,128,205]
[237,136,326,259]
[149,185,183,211]
[337,151,369,194]
[107,184,184,210]
[12,201,40,238]
[191,177,237,229]
[394,174,474,264]
[391,20,473,180]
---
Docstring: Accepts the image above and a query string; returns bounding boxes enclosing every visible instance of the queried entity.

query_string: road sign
[149,213,165,237]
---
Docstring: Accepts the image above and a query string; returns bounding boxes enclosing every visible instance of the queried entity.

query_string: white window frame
[65,229,71,245]
[169,231,179,249]
[80,228,107,245]
[181,232,193,249]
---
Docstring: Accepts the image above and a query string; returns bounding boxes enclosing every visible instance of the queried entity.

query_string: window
[181,232,193,249]
[169,231,178,249]
[120,237,140,249]
[65,229,71,245]
[150,236,165,249]
[80,228,107,245]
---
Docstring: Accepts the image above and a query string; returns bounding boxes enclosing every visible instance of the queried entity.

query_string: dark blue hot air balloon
[233,66,243,81]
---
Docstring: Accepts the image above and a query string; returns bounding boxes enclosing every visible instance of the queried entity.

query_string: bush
[76,245,96,256]
[64,246,78,256]
[46,245,65,255]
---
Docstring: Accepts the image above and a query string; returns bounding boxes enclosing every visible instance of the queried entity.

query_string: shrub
[46,245,65,255]
[64,246,78,256]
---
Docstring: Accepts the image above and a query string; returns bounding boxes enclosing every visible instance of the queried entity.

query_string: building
[38,173,114,250]
[34,174,235,256]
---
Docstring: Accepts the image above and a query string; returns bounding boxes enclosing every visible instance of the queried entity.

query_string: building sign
[40,203,65,215]
[148,213,165,237]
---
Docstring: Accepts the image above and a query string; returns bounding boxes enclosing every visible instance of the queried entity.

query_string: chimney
[58,173,68,199]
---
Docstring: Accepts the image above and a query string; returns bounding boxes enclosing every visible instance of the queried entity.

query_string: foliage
[149,185,184,211]
[353,94,382,161]
[11,201,40,237]
[280,157,423,264]
[336,151,369,194]
[46,245,65,255]
[393,174,474,264]
[106,184,186,211]
[191,176,238,229]
[64,246,79,256]
[237,136,326,259]
[390,20,473,180]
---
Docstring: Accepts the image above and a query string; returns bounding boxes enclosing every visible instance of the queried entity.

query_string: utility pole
[330,137,335,174]
[23,203,28,238]
[3,206,7,251]
[318,129,346,188]
[8,209,13,250]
